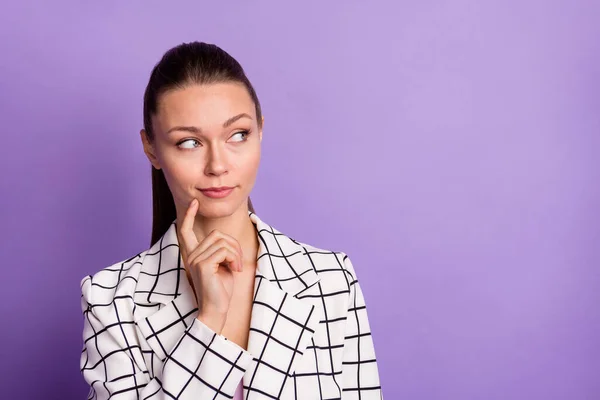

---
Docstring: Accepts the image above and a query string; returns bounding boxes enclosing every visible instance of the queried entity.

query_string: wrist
[197,312,226,334]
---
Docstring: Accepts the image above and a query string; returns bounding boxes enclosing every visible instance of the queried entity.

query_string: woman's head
[141,42,262,245]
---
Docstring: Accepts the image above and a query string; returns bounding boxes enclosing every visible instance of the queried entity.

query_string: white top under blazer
[79,210,383,399]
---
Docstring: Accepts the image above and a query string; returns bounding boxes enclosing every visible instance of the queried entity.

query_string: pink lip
[199,187,235,199]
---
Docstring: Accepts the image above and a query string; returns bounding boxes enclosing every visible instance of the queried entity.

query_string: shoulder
[80,250,148,306]
[293,239,359,287]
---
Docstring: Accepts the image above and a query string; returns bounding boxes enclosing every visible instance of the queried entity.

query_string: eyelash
[176,130,251,149]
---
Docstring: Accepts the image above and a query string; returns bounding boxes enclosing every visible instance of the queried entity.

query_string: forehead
[154,82,255,132]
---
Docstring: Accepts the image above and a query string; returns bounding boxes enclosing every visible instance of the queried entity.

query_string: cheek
[161,157,201,195]
[237,148,261,178]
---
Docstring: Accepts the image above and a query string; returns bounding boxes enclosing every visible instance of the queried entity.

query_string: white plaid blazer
[80,210,383,399]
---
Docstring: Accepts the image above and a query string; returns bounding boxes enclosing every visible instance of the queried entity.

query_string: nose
[204,144,228,176]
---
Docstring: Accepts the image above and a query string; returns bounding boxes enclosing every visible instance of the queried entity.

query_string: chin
[197,200,243,218]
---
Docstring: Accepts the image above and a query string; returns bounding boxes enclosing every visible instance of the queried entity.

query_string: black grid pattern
[80,211,383,399]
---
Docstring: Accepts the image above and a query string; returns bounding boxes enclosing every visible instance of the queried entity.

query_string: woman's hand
[178,198,244,334]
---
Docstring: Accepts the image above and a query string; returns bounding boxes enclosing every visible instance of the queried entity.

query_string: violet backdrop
[0,1,599,399]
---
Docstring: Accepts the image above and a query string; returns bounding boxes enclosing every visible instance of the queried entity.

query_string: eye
[177,139,200,149]
[230,130,250,142]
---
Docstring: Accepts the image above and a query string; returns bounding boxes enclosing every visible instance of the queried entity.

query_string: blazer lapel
[243,211,322,398]
[132,211,323,396]
[133,224,198,362]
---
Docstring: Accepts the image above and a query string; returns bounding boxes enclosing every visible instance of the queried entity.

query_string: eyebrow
[166,113,253,135]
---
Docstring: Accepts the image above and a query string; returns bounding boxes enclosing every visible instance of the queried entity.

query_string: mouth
[198,186,236,199]
[199,186,235,192]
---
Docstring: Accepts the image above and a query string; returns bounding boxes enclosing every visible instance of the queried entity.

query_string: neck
[175,202,259,266]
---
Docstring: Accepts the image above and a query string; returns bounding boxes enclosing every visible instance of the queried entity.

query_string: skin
[140,82,264,349]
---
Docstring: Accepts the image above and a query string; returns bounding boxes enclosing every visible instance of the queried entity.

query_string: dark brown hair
[142,42,260,246]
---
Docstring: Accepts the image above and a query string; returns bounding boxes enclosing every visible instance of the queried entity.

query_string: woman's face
[142,82,262,218]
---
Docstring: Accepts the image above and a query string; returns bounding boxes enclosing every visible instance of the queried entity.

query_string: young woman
[79,41,383,400]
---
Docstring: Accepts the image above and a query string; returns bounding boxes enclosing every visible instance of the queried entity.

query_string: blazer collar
[132,210,323,397]
[135,210,320,306]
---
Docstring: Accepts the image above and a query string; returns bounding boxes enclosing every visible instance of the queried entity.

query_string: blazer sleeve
[79,276,254,399]
[340,254,384,400]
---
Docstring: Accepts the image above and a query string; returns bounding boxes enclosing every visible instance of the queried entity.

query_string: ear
[259,115,264,143]
[140,129,161,170]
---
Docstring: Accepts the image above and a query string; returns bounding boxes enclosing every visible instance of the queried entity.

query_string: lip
[201,186,234,191]
[199,187,235,199]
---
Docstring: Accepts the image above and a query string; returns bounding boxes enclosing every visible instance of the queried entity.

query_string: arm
[79,276,253,399]
[340,254,384,400]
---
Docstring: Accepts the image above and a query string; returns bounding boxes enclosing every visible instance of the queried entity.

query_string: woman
[79,41,383,400]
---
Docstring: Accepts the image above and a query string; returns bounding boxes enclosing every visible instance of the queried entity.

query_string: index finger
[179,198,200,255]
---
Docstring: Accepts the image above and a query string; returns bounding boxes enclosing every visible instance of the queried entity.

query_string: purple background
[1,1,599,399]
